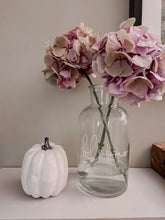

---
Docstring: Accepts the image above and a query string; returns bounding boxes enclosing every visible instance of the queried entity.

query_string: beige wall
[1,0,165,168]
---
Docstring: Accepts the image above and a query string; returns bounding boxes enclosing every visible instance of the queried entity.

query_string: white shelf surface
[0,168,165,220]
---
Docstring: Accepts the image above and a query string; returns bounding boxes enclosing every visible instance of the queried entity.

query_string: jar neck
[89,85,117,107]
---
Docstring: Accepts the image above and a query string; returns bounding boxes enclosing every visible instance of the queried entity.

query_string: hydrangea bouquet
[43,18,165,188]
[43,18,165,105]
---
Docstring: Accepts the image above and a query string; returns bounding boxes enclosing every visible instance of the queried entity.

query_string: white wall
[1,0,165,168]
[142,0,161,38]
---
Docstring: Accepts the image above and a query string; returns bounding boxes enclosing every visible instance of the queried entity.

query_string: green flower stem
[82,71,127,182]
[94,96,114,160]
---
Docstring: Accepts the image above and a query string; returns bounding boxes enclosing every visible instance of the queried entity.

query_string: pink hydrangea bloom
[57,67,81,89]
[92,18,165,105]
[43,23,99,89]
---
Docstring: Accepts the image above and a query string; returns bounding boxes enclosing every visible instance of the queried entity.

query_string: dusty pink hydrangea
[43,23,99,89]
[92,18,165,105]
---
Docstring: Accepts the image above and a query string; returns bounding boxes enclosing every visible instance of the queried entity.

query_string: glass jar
[77,85,129,197]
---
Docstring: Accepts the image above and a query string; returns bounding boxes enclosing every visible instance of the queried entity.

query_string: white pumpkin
[21,137,68,198]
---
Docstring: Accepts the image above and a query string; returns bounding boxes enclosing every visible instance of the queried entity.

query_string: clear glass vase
[77,85,129,197]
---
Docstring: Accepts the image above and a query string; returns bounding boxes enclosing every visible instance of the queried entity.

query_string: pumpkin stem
[41,137,53,151]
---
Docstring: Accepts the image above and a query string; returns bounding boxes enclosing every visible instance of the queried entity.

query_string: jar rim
[88,84,104,89]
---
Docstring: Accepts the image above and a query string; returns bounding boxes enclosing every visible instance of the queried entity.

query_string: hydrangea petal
[91,73,97,78]
[92,60,100,75]
[78,22,93,37]
[97,55,105,73]
[150,71,165,81]
[69,79,76,88]
[113,51,132,61]
[132,55,152,67]
[120,93,144,106]
[67,49,78,62]
[73,40,81,55]
[92,34,107,52]
[105,51,131,66]
[106,33,121,54]
[119,17,136,29]
[105,60,122,76]
[44,54,54,66]
[55,36,70,47]
[137,25,149,33]
[125,76,153,98]
[107,83,123,95]
[157,53,165,77]
[89,35,98,46]
[105,53,115,66]
[152,59,158,73]
[71,68,80,80]
[137,40,154,48]
[120,60,134,76]
[117,29,135,51]
[60,69,71,79]
[53,47,66,57]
